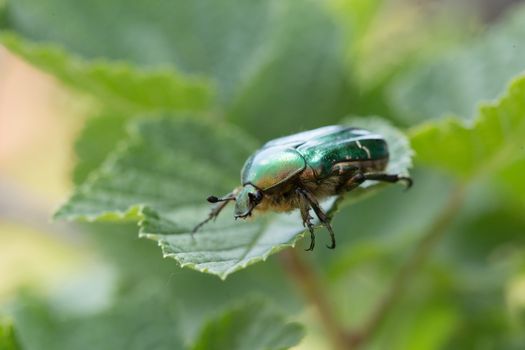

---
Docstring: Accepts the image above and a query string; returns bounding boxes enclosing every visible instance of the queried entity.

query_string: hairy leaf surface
[56,116,412,278]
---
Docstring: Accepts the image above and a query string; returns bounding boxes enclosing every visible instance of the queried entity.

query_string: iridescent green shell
[298,127,388,178]
[241,147,306,190]
[241,125,389,190]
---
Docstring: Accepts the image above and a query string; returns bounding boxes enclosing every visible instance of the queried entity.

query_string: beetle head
[234,184,263,218]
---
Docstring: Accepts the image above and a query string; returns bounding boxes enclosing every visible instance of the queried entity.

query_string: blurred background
[1,0,525,349]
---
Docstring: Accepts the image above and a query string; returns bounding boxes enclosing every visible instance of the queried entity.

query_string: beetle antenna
[207,196,220,203]
[207,195,235,203]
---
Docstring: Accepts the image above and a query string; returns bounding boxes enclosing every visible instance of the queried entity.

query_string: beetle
[193,125,412,251]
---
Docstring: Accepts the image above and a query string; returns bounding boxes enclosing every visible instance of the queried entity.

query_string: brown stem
[280,249,349,350]
[348,184,466,348]
[281,185,466,349]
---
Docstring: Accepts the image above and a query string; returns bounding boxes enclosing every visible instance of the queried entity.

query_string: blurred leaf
[373,297,459,350]
[1,0,273,102]
[402,303,459,350]
[2,0,354,135]
[0,320,22,350]
[192,300,304,350]
[11,288,302,350]
[12,288,184,350]
[410,75,525,181]
[330,0,383,40]
[390,4,525,123]
[227,0,353,139]
[73,114,128,184]
[0,33,213,114]
[497,157,525,207]
[352,1,471,94]
[0,4,6,28]
[442,252,525,350]
[85,223,303,342]
[56,116,412,278]
[448,204,525,263]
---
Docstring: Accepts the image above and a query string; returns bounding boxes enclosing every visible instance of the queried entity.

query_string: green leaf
[12,288,185,350]
[1,0,273,102]
[227,0,353,139]
[0,319,22,350]
[55,116,255,222]
[0,3,6,28]
[2,0,354,139]
[390,4,525,123]
[55,117,311,279]
[73,114,128,184]
[85,223,304,341]
[11,287,302,350]
[56,116,412,279]
[409,74,525,180]
[0,33,213,114]
[497,158,525,206]
[192,300,304,350]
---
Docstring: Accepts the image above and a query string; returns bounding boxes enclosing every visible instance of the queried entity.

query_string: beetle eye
[249,191,263,204]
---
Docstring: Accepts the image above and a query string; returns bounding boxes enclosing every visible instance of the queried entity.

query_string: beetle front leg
[192,191,236,233]
[297,188,336,249]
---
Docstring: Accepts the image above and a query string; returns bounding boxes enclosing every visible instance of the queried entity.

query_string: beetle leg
[297,188,336,250]
[192,192,235,233]
[340,172,413,193]
[296,189,316,251]
[304,220,316,252]
[361,173,413,189]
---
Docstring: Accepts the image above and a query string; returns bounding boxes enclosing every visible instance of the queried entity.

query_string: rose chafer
[194,125,412,251]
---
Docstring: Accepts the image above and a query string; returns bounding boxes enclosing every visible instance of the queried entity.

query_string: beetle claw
[304,226,316,251]
[400,176,413,191]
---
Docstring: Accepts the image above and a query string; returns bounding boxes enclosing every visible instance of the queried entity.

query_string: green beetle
[194,125,412,251]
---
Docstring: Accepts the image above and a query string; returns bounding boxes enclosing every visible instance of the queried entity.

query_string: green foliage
[0,33,212,114]
[0,320,21,350]
[1,0,354,139]
[192,300,304,350]
[390,4,525,123]
[410,75,525,182]
[12,292,301,350]
[73,114,128,184]
[56,117,412,279]
[12,288,185,350]
[3,0,525,348]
